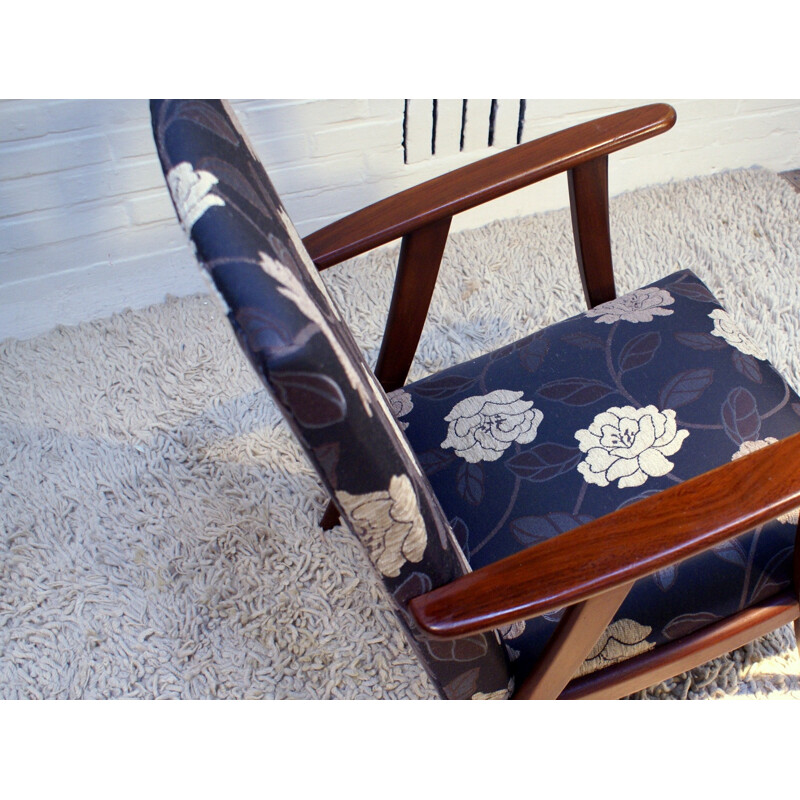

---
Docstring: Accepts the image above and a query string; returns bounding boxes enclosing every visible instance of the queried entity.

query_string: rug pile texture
[2,168,799,699]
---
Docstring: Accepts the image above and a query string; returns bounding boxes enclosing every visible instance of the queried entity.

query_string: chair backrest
[150,99,512,699]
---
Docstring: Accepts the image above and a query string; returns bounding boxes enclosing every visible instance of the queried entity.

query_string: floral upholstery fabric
[392,270,800,684]
[150,100,513,700]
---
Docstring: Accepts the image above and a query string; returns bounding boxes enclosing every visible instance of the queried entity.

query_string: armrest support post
[304,104,676,270]
[512,581,633,700]
[568,155,616,308]
[375,215,453,392]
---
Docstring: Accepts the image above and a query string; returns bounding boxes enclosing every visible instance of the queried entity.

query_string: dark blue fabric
[394,270,800,683]
[150,99,513,699]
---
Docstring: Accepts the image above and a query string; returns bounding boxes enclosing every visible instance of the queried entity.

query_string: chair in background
[151,99,800,699]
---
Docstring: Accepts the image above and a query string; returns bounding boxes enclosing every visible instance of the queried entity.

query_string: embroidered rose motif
[471,679,514,700]
[336,474,427,578]
[498,620,526,639]
[387,389,414,430]
[166,162,225,231]
[578,619,655,676]
[732,439,799,524]
[585,287,674,324]
[708,309,767,360]
[575,405,689,488]
[441,390,543,463]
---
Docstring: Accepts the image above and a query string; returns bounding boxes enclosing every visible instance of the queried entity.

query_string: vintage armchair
[150,99,800,699]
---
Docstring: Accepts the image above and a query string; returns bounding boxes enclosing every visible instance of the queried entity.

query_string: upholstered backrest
[150,100,512,699]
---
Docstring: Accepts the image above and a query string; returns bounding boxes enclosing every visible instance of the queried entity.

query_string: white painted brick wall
[2,98,799,341]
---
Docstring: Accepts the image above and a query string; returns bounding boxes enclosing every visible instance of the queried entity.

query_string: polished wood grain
[409,431,800,638]
[304,104,677,270]
[512,582,632,700]
[374,216,452,392]
[568,155,616,308]
[558,592,800,699]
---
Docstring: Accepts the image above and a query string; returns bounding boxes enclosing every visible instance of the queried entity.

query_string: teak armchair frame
[303,104,800,699]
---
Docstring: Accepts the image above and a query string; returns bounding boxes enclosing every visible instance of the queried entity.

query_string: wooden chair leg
[321,500,340,530]
[513,582,632,700]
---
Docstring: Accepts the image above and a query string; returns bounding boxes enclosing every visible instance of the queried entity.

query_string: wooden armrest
[304,103,676,269]
[409,431,800,639]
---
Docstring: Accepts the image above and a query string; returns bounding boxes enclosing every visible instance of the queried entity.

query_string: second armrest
[409,431,800,638]
[304,103,676,269]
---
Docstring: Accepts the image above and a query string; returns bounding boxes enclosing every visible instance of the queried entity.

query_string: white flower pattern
[257,252,373,416]
[732,439,799,524]
[575,405,689,488]
[441,390,543,463]
[498,620,526,640]
[578,619,655,676]
[586,287,674,324]
[167,162,225,232]
[336,474,427,578]
[388,389,414,430]
[708,309,768,360]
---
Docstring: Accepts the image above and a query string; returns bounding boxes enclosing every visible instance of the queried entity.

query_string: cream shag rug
[2,168,799,700]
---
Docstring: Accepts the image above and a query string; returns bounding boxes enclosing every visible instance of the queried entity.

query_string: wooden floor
[780,169,800,192]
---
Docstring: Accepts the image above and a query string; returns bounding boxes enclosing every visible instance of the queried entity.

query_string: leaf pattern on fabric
[417,448,457,476]
[662,612,722,640]
[456,462,485,505]
[562,331,606,350]
[709,309,768,360]
[618,332,661,372]
[578,619,655,676]
[721,387,761,444]
[674,331,728,351]
[537,377,615,406]
[173,101,240,146]
[270,371,347,428]
[667,280,719,303]
[426,634,489,662]
[505,444,582,482]
[575,405,689,488]
[711,538,748,567]
[749,547,794,604]
[653,564,677,591]
[336,475,427,578]
[658,368,714,409]
[443,668,480,700]
[257,251,373,416]
[441,390,543,463]
[235,306,298,353]
[509,512,593,546]
[518,335,550,373]
[585,287,674,324]
[166,162,225,232]
[731,351,763,384]
[413,373,478,400]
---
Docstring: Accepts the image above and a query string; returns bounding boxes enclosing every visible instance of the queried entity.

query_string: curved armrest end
[410,431,800,638]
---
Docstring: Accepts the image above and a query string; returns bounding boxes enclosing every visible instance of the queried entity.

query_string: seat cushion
[392,269,800,684]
